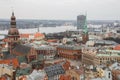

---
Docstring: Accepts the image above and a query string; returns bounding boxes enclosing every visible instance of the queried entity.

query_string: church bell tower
[8,12,20,54]
[82,15,89,44]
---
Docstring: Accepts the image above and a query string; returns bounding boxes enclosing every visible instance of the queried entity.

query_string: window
[108,72,111,78]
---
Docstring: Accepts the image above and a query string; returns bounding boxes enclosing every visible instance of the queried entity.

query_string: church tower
[82,15,89,44]
[8,12,20,54]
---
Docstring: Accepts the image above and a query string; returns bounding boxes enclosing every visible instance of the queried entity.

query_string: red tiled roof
[47,39,58,42]
[19,76,27,80]
[0,58,19,68]
[60,75,71,80]
[114,45,120,50]
[0,76,6,80]
[34,32,44,38]
[2,38,9,42]
[20,34,30,38]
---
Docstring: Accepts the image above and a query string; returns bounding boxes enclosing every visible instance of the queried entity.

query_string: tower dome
[8,28,19,35]
[8,12,19,35]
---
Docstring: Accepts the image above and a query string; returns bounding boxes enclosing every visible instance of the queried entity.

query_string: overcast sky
[0,0,120,20]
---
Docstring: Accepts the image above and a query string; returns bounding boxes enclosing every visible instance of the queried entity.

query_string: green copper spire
[83,15,88,34]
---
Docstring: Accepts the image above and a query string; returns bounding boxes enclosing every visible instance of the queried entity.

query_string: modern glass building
[77,15,86,30]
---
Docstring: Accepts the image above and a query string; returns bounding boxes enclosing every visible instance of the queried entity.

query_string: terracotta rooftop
[19,76,27,80]
[34,32,44,38]
[0,76,6,80]
[3,38,9,42]
[0,58,19,68]
[114,45,120,50]
[47,39,58,42]
[20,34,30,38]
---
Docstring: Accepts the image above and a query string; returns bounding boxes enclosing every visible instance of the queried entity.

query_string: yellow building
[97,50,120,64]
[0,64,13,79]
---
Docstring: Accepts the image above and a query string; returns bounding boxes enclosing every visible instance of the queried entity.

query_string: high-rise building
[77,15,86,30]
[8,12,20,54]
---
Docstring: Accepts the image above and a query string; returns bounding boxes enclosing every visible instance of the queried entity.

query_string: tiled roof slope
[13,44,31,55]
[44,64,65,78]
[0,58,19,68]
[114,45,120,50]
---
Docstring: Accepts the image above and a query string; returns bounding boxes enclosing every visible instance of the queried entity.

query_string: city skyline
[0,0,120,20]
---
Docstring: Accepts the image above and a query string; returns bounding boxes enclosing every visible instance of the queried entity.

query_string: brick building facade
[57,45,82,60]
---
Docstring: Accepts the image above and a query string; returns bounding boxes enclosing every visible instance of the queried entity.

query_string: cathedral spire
[11,11,16,27]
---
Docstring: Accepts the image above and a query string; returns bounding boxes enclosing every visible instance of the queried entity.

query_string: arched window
[108,72,111,78]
